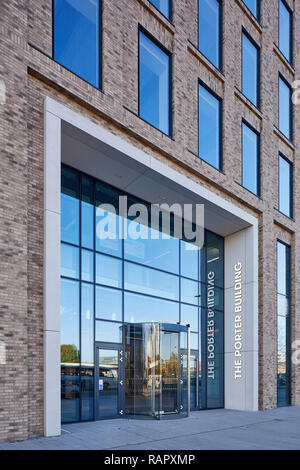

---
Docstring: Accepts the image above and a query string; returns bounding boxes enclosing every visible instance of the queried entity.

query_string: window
[277,241,291,407]
[279,0,293,63]
[242,31,260,107]
[139,29,171,136]
[198,0,221,69]
[198,82,222,170]
[149,0,171,19]
[279,155,293,218]
[242,0,260,19]
[279,76,293,141]
[242,122,260,196]
[53,0,101,88]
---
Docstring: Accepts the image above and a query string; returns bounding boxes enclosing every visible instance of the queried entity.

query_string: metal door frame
[159,328,180,416]
[190,348,199,411]
[94,342,125,420]
[158,324,190,417]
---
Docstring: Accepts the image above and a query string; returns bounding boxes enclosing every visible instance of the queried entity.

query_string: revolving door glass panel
[125,323,189,419]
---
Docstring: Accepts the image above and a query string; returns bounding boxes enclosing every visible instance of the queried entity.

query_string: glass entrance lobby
[60,165,224,423]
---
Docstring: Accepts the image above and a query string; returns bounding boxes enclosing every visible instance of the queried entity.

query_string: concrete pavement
[0,407,299,450]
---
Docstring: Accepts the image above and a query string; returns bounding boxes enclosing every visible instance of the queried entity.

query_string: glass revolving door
[124,322,190,419]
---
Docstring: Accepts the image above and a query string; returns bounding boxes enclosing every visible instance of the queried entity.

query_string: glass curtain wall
[61,164,224,423]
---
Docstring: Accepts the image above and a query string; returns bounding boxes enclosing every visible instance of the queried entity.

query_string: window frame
[197,0,223,72]
[241,119,261,197]
[52,0,103,90]
[278,0,293,65]
[278,153,293,219]
[241,27,261,109]
[278,73,293,143]
[138,25,173,138]
[198,78,223,172]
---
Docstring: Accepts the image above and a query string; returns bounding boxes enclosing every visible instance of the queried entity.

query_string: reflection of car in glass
[277,374,287,387]
[99,366,118,390]
[61,364,80,399]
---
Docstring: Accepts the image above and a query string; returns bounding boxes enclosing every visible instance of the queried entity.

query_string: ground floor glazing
[60,164,225,422]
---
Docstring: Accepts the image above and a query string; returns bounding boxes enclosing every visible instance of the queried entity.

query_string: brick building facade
[0,0,299,442]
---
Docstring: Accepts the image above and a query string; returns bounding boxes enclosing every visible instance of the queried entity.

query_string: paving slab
[1,407,300,450]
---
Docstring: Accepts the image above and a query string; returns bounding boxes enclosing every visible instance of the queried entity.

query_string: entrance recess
[95,344,124,419]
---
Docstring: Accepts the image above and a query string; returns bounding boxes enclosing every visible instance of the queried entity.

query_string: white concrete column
[44,108,61,436]
[224,225,259,411]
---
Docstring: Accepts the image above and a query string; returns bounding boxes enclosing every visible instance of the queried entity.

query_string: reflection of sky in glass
[150,0,170,18]
[199,84,220,169]
[181,241,199,280]
[60,278,79,352]
[81,283,94,364]
[61,243,79,279]
[96,321,122,343]
[279,156,291,217]
[279,78,291,140]
[277,242,287,295]
[81,201,94,249]
[54,0,100,87]
[277,316,286,359]
[124,221,179,274]
[61,194,79,245]
[199,0,220,68]
[242,123,258,194]
[81,249,94,283]
[96,286,122,322]
[125,292,179,324]
[181,278,198,305]
[95,209,122,257]
[277,294,288,317]
[139,32,170,135]
[181,304,198,332]
[279,0,291,62]
[242,0,258,18]
[242,34,258,106]
[125,262,179,300]
[96,253,122,288]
